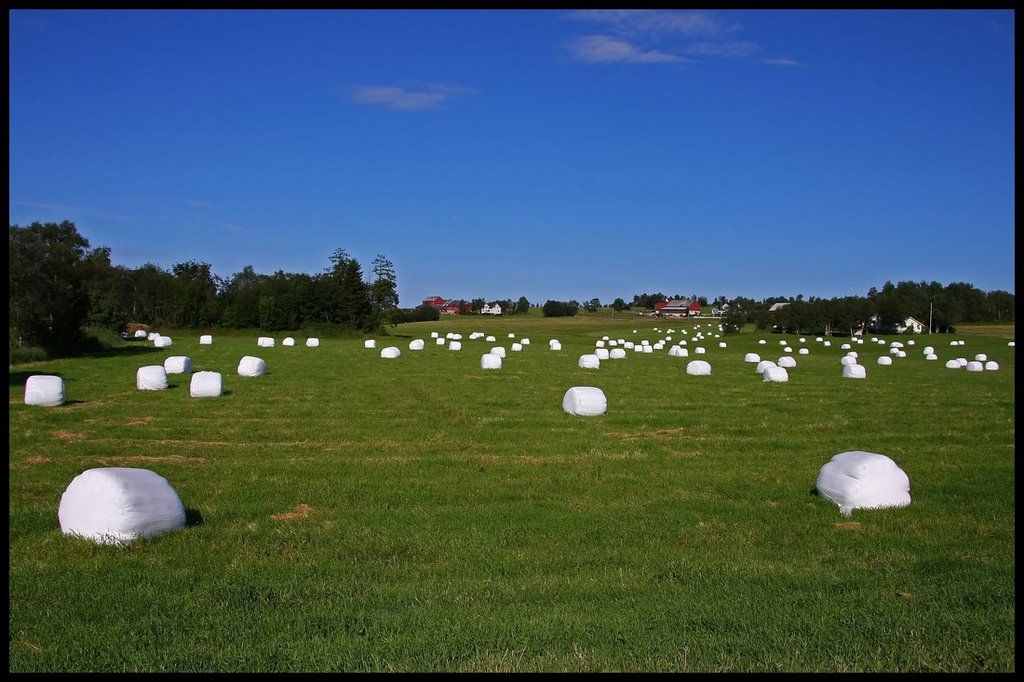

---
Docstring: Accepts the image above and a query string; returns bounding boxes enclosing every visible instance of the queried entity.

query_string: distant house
[422,296,446,309]
[653,298,700,317]
[481,303,502,315]
[440,300,465,315]
[868,315,926,334]
[768,302,790,313]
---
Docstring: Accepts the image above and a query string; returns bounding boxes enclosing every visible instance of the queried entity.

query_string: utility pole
[929,302,933,334]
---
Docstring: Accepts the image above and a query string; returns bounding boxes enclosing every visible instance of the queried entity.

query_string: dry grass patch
[272,503,314,521]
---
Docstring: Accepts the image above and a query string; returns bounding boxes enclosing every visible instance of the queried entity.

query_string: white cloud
[568,10,736,38]
[683,40,760,58]
[347,83,470,110]
[567,35,686,64]
[760,57,800,67]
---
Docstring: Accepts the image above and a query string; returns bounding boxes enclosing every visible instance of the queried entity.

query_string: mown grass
[8,319,1015,672]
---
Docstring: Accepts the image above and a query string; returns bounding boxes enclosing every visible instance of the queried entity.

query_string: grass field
[8,318,1015,672]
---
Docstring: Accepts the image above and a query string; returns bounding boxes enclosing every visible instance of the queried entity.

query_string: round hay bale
[549,341,562,351]
[923,346,934,354]
[136,365,168,391]
[815,450,911,517]
[154,336,173,348]
[877,356,893,366]
[190,371,223,397]
[364,339,377,349]
[896,350,906,358]
[511,343,523,352]
[783,346,793,353]
[257,336,275,347]
[984,361,1000,371]
[486,336,496,342]
[842,364,866,379]
[965,361,984,372]
[24,375,65,406]
[686,360,712,376]
[578,354,601,369]
[798,348,810,355]
[974,353,987,362]
[491,346,506,358]
[237,356,267,377]
[1008,341,1015,347]
[595,340,605,347]
[823,341,831,347]
[763,366,789,383]
[695,347,706,355]
[521,338,531,345]
[436,337,446,345]
[718,342,727,349]
[147,332,159,341]
[609,348,626,359]
[777,355,796,368]
[305,338,320,347]
[163,356,192,374]
[841,343,851,350]
[755,360,777,374]
[58,467,186,545]
[199,334,213,345]
[282,337,296,347]
[380,346,401,359]
[448,341,462,351]
[431,331,439,338]
[409,339,425,351]
[840,355,857,366]
[642,346,653,354]
[925,353,938,360]
[944,359,961,369]
[758,339,766,345]
[595,348,610,360]
[562,386,607,416]
[624,342,635,350]
[481,353,502,369]
[956,357,968,367]
[134,329,149,338]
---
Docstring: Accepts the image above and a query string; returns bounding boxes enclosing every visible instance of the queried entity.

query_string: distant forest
[10,221,1015,356]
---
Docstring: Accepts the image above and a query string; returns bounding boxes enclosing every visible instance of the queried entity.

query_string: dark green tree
[370,254,399,327]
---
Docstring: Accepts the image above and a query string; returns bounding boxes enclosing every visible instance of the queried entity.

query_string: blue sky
[9,9,1015,306]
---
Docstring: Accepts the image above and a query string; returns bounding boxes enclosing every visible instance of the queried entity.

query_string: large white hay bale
[549,341,562,351]
[815,337,823,342]
[695,347,706,355]
[799,337,806,343]
[798,348,809,355]
[718,342,727,349]
[1008,341,1015,347]
[823,341,831,347]
[896,350,906,358]
[486,335,496,342]
[984,361,999,371]
[578,354,601,369]
[755,360,777,374]
[944,359,961,369]
[562,386,607,416]
[436,337,446,345]
[763,366,789,383]
[430,331,439,338]
[925,353,938,361]
[136,365,168,391]
[842,364,866,379]
[595,340,605,348]
[511,342,523,352]
[380,346,401,359]
[58,467,186,545]
[777,355,796,368]
[364,339,377,349]
[305,338,320,347]
[686,360,712,376]
[965,361,984,372]
[237,355,267,377]
[283,337,295,347]
[907,339,915,345]
[163,356,192,374]
[923,346,934,354]
[609,348,627,359]
[134,329,149,338]
[448,341,462,351]
[840,355,857,366]
[481,353,502,369]
[508,333,516,339]
[409,339,425,350]
[624,342,635,350]
[841,343,851,350]
[594,348,610,360]
[257,336,275,347]
[147,332,159,341]
[815,450,911,517]
[758,339,766,345]
[877,356,893,366]
[956,357,968,367]
[974,353,987,362]
[521,338,530,345]
[779,340,788,346]
[24,375,65,406]
[678,348,689,357]
[846,351,858,358]
[491,346,506,358]
[199,334,213,345]
[154,336,173,348]
[642,346,653,354]
[190,371,223,397]
[668,345,682,357]
[783,346,793,353]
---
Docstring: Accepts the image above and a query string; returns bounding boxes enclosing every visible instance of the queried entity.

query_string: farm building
[653,298,703,318]
[481,303,502,315]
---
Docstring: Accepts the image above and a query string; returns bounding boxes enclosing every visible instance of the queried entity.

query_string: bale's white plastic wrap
[965,361,984,372]
[409,339,425,351]
[783,346,793,353]
[923,346,934,354]
[257,336,275,347]
[237,356,267,377]
[686,360,712,376]
[778,356,797,368]
[594,348,610,360]
[815,451,911,517]
[136,365,168,391]
[305,338,320,347]
[163,356,192,374]
[668,345,683,357]
[944,359,961,369]
[984,361,1000,371]
[578,354,601,369]
[763,366,789,383]
[508,333,516,339]
[431,331,439,338]
[380,346,401,359]
[695,347,706,355]
[448,341,462,351]
[877,356,893,366]
[199,334,213,345]
[974,353,987,362]
[25,375,65,406]
[840,355,857,366]
[491,346,506,358]
[756,360,777,374]
[841,343,851,350]
[436,337,446,345]
[364,339,377,349]
[481,353,502,369]
[521,338,531,345]
[486,336,496,342]
[134,329,149,338]
[511,342,523,352]
[798,348,810,355]
[758,339,766,345]
[190,371,223,397]
[147,332,159,341]
[609,348,627,359]
[842,364,866,379]
[823,341,831,347]
[154,336,173,348]
[744,353,761,363]
[562,386,607,416]
[925,354,938,361]
[718,342,727,349]
[58,467,186,545]
[549,341,562,351]
[283,337,295,347]
[595,340,606,348]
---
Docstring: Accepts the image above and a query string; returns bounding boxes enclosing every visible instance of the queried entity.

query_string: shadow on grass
[184,508,204,528]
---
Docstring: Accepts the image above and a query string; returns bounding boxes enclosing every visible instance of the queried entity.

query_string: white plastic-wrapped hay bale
[718,342,727,349]
[24,375,65,406]
[549,341,562,351]
[257,336,274,348]
[846,351,858,358]
[758,339,766,345]
[624,342,635,350]
[923,346,934,355]
[763,366,789,383]
[136,365,168,391]
[985,361,999,371]
[436,337,446,345]
[562,386,607,416]
[877,356,893,366]
[668,345,682,357]
[779,340,788,346]
[944,359,961,369]
[695,346,706,355]
[199,334,213,345]
[578,353,601,369]
[431,331,439,339]
[163,356,192,374]
[840,355,857,366]
[815,450,911,517]
[925,353,938,361]
[896,350,906,358]
[521,338,530,345]
[777,356,796,368]
[409,339,425,351]
[154,335,173,348]
[380,346,401,359]
[448,341,462,351]
[841,343,851,350]
[147,332,159,341]
[491,346,506,358]
[305,338,320,347]
[237,355,267,377]
[798,348,809,355]
[974,353,987,362]
[783,346,793,353]
[595,339,605,348]
[686,360,712,376]
[481,353,502,369]
[364,339,377,349]
[593,347,610,360]
[134,329,148,339]
[190,371,223,397]
[283,337,295,347]
[486,335,496,342]
[58,467,186,545]
[799,337,806,343]
[609,348,627,359]
[965,361,984,372]
[511,342,523,352]
[842,364,866,379]
[755,360,777,374]
[823,341,831,347]
[1009,341,1015,347]
[642,345,653,354]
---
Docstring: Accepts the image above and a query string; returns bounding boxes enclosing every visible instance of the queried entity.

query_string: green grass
[8,319,1015,672]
